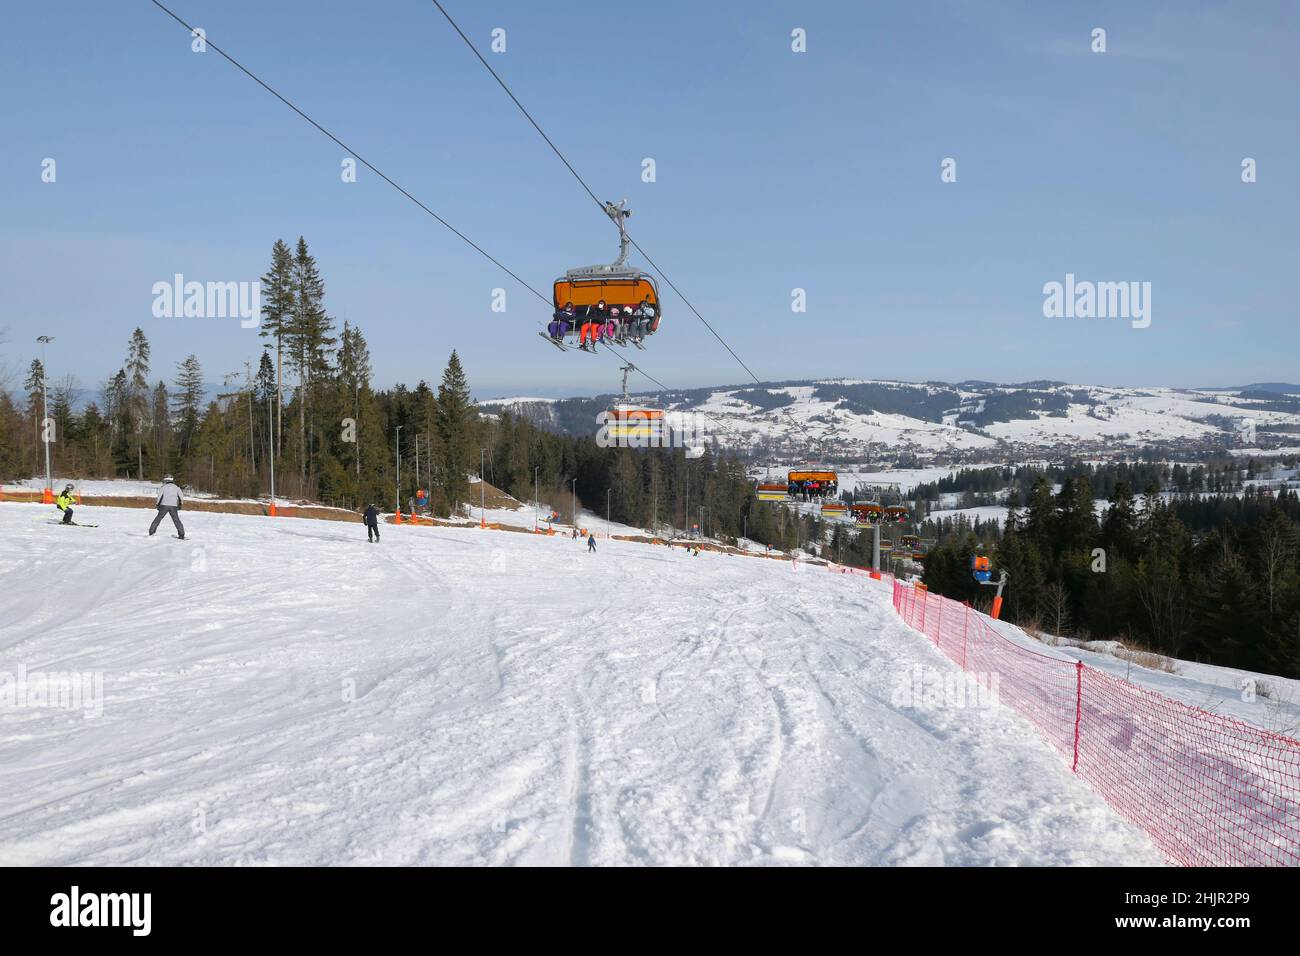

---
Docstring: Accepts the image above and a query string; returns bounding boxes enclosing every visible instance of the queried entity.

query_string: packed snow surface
[0,503,1161,865]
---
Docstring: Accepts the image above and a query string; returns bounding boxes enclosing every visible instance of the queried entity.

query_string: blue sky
[1,0,1297,400]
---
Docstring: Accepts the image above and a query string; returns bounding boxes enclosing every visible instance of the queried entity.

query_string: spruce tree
[125,328,151,478]
[24,358,44,452]
[1024,475,1056,551]
[151,380,171,470]
[172,354,205,460]
[286,237,335,490]
[336,322,373,480]
[259,239,295,455]
[435,350,476,513]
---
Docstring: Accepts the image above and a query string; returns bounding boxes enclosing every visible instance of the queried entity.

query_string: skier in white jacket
[148,475,185,539]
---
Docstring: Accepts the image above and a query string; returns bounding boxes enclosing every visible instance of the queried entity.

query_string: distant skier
[587,533,596,553]
[363,503,380,542]
[148,475,185,539]
[54,483,76,525]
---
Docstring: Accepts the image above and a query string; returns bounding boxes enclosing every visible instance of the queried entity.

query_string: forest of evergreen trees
[910,457,1267,507]
[922,476,1300,678]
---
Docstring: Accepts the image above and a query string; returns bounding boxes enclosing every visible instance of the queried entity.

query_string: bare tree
[1136,562,1192,658]
[1039,581,1071,639]
[1260,517,1295,618]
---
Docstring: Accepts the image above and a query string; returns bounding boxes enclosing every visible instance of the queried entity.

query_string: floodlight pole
[266,384,277,516]
[395,425,403,515]
[36,336,54,499]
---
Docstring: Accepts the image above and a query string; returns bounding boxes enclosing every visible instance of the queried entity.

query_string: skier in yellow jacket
[54,484,76,525]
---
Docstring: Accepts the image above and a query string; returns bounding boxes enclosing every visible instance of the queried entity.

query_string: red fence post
[1072,661,1084,774]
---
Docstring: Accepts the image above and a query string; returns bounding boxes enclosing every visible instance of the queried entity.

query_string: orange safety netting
[886,579,1300,866]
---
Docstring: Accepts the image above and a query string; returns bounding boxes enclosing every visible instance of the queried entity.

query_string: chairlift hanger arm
[567,199,640,278]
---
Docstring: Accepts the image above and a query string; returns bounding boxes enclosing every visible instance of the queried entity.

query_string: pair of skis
[47,519,99,528]
[537,332,646,352]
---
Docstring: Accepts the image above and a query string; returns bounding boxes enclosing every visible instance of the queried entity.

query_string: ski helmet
[163,474,174,482]
[64,483,74,491]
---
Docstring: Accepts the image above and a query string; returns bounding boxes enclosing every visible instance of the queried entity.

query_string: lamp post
[606,488,611,540]
[36,336,53,501]
[570,477,577,532]
[395,425,403,516]
[267,384,277,515]
[480,447,486,528]
[533,466,540,531]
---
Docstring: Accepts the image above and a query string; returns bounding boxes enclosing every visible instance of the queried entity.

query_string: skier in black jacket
[363,504,380,542]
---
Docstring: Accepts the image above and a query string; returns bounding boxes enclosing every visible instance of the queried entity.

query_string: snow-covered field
[0,501,1161,866]
[537,379,1300,460]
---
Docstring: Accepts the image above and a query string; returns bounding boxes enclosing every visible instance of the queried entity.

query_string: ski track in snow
[0,503,1162,866]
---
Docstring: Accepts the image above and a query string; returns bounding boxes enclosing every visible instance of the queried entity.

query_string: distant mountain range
[1239,383,1300,395]
[481,379,1300,463]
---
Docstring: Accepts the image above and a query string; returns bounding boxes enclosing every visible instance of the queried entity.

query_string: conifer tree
[336,322,372,479]
[259,239,295,455]
[435,351,476,512]
[1101,481,1139,561]
[151,380,171,470]
[172,354,205,460]
[24,358,44,451]
[286,237,335,489]
[125,328,151,478]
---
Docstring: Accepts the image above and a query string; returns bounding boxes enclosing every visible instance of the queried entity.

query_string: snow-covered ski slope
[0,503,1161,865]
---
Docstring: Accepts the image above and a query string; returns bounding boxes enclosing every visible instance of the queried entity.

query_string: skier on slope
[54,483,77,525]
[148,475,185,539]
[587,533,596,553]
[363,503,380,543]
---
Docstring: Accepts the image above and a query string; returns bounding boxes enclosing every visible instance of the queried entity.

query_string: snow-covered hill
[0,502,1160,865]
[484,379,1300,462]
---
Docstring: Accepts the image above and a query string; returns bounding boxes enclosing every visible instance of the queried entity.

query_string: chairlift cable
[142,2,767,459]
[427,0,765,386]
